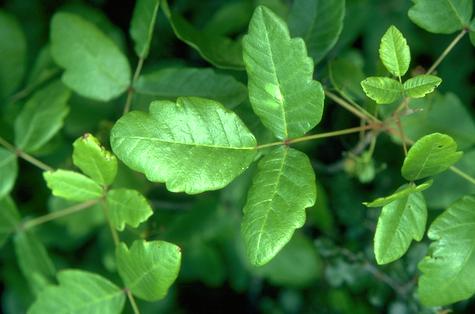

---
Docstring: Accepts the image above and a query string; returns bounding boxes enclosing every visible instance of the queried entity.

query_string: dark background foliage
[1,0,474,313]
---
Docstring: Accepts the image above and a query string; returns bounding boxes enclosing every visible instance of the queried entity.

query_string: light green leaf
[403,75,442,98]
[50,12,131,101]
[401,133,463,181]
[43,170,103,202]
[130,0,160,58]
[379,25,410,77]
[106,189,153,231]
[364,179,433,207]
[243,6,324,139]
[161,0,244,70]
[0,10,26,99]
[408,0,472,34]
[72,133,117,186]
[15,231,56,294]
[110,97,257,194]
[134,67,247,108]
[374,190,427,265]
[28,270,125,314]
[255,233,322,287]
[360,77,403,104]
[116,240,181,301]
[242,146,316,266]
[0,148,18,199]
[0,196,20,248]
[288,0,345,63]
[14,81,70,153]
[418,195,475,306]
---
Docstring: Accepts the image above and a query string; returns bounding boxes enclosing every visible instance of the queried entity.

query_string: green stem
[0,136,53,171]
[325,90,380,123]
[21,200,99,230]
[123,57,145,114]
[449,166,475,185]
[101,199,120,246]
[125,288,141,314]
[256,125,378,149]
[427,28,468,75]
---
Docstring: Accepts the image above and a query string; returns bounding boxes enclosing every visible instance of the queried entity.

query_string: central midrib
[119,135,256,150]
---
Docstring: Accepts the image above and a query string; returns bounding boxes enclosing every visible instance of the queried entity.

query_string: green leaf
[0,196,20,248]
[134,67,247,108]
[0,10,26,99]
[401,133,463,181]
[243,6,324,139]
[130,0,160,58]
[242,146,316,266]
[106,189,153,231]
[50,12,131,101]
[116,240,181,301]
[161,0,244,70]
[15,231,56,294]
[28,270,125,314]
[110,97,257,194]
[72,133,117,186]
[288,0,345,63]
[418,195,475,306]
[403,75,442,98]
[0,148,18,199]
[374,190,427,264]
[43,170,103,202]
[408,0,472,34]
[360,77,403,104]
[255,233,322,287]
[364,179,433,207]
[14,81,70,153]
[328,53,366,102]
[379,25,410,77]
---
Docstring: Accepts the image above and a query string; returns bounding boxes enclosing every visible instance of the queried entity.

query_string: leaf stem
[426,28,468,75]
[21,199,99,230]
[325,90,381,123]
[449,166,475,185]
[101,199,120,246]
[0,136,53,171]
[256,124,379,149]
[123,57,145,114]
[125,288,141,314]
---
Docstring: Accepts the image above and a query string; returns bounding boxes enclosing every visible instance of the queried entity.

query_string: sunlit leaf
[379,25,410,77]
[43,170,103,201]
[106,189,153,231]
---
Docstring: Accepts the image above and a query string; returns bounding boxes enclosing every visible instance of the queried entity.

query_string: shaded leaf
[0,196,20,248]
[288,0,345,63]
[28,270,125,314]
[0,10,26,99]
[161,0,244,70]
[379,25,410,77]
[408,0,472,34]
[361,77,403,104]
[15,231,56,294]
[328,53,366,102]
[50,12,131,101]
[242,146,316,266]
[374,190,427,264]
[134,67,247,108]
[243,6,324,139]
[401,133,462,181]
[403,74,442,98]
[14,80,70,153]
[0,148,18,199]
[364,179,433,207]
[72,133,117,186]
[116,240,181,301]
[110,97,257,194]
[106,189,153,231]
[130,0,160,58]
[418,195,475,306]
[43,170,103,202]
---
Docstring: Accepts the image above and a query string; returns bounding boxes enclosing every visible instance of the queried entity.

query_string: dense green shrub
[1,0,475,313]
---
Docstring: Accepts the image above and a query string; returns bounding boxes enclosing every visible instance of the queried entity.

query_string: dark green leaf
[243,6,324,139]
[110,97,257,194]
[130,0,160,58]
[116,240,181,301]
[0,148,18,199]
[0,196,20,248]
[418,195,475,306]
[50,12,131,101]
[288,0,345,63]
[242,146,316,266]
